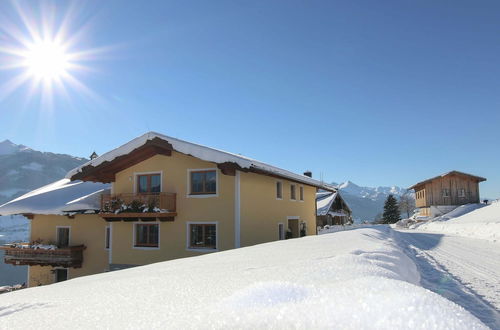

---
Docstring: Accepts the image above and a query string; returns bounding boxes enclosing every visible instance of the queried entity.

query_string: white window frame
[278,223,285,240]
[186,221,219,252]
[290,184,297,201]
[276,180,283,200]
[133,171,163,193]
[458,189,466,198]
[132,222,160,250]
[299,185,304,202]
[104,226,111,250]
[55,226,71,247]
[186,168,219,198]
[442,189,450,198]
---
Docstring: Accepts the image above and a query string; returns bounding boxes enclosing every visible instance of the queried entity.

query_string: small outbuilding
[316,191,353,228]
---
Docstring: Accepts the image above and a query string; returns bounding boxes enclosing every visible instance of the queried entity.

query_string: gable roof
[409,170,487,190]
[0,179,110,216]
[67,132,335,191]
[316,191,352,216]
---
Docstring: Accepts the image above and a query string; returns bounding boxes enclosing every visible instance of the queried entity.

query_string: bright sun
[0,2,107,106]
[23,40,70,80]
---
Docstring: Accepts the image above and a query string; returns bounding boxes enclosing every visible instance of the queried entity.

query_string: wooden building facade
[409,171,486,217]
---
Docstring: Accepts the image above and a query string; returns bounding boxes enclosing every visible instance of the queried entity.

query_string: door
[287,219,299,239]
[57,227,70,248]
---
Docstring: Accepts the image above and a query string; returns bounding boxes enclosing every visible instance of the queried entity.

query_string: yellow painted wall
[28,214,108,286]
[239,171,317,247]
[111,152,235,265]
[26,151,320,285]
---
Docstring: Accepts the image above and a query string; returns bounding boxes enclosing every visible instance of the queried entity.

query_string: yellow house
[0,132,333,286]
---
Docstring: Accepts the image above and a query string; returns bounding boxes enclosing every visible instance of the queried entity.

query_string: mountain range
[335,181,410,222]
[0,139,87,205]
[0,139,412,226]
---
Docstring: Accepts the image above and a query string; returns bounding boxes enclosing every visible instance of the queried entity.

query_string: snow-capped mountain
[0,139,87,205]
[335,181,410,222]
[0,140,88,239]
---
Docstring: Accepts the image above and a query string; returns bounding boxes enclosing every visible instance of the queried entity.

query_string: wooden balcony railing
[100,192,177,222]
[0,244,85,268]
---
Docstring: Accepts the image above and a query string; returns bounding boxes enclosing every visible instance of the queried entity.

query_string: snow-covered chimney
[90,151,98,160]
[303,171,312,178]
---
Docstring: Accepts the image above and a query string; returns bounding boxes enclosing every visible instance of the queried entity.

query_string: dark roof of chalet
[409,170,487,190]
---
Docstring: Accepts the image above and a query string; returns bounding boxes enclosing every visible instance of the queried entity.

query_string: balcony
[0,244,85,268]
[100,192,177,222]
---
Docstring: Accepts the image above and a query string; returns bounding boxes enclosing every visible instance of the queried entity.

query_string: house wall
[111,152,235,266]
[25,151,320,285]
[418,175,480,207]
[28,214,108,286]
[239,172,316,246]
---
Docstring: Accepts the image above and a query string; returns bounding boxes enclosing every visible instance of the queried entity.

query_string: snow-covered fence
[318,224,370,235]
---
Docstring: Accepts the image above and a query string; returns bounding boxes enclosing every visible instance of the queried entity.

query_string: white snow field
[0,226,486,329]
[393,202,500,329]
[413,202,500,243]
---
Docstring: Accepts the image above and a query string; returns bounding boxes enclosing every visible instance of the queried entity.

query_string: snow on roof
[66,132,335,190]
[316,191,338,216]
[0,226,485,329]
[0,179,110,216]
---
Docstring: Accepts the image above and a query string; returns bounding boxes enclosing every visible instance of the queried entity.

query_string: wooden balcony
[100,192,177,222]
[0,244,85,268]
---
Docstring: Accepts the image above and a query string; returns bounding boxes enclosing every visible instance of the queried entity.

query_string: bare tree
[399,189,416,218]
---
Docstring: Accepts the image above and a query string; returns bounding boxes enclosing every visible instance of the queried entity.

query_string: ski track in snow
[395,229,500,329]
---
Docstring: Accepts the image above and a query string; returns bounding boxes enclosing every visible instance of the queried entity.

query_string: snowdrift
[0,226,486,329]
[415,202,500,243]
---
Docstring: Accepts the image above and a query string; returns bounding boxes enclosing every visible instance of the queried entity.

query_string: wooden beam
[71,138,174,182]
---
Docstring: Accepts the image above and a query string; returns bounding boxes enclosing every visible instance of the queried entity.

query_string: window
[105,226,111,249]
[190,170,217,195]
[55,269,68,283]
[299,186,304,201]
[290,184,296,200]
[188,223,217,250]
[134,224,159,248]
[442,189,450,198]
[276,181,283,199]
[458,189,466,198]
[278,223,285,240]
[137,173,161,193]
[56,227,70,248]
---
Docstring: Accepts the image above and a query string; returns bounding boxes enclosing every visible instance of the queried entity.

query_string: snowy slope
[0,226,486,329]
[414,202,500,243]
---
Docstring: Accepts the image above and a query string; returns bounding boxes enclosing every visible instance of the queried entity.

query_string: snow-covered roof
[66,132,335,191]
[316,191,352,216]
[0,179,110,216]
[316,192,338,216]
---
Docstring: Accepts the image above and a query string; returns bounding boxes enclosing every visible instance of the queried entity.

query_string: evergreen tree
[382,194,401,224]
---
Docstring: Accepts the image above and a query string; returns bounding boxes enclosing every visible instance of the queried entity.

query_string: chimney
[303,171,312,178]
[90,151,98,160]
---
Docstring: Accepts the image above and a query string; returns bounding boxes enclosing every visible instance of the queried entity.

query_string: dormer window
[137,173,161,193]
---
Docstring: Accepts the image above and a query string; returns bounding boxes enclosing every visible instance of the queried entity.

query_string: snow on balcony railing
[0,243,85,268]
[100,192,176,214]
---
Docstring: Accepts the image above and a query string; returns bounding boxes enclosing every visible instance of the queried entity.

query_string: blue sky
[0,1,499,198]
